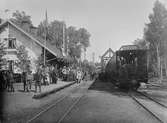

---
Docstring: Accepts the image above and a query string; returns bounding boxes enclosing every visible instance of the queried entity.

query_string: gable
[101,48,114,58]
[9,23,42,57]
[0,20,63,58]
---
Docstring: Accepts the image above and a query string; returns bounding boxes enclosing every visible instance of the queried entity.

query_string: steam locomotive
[104,45,148,90]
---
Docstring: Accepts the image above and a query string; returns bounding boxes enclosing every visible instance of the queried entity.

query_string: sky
[0,0,167,62]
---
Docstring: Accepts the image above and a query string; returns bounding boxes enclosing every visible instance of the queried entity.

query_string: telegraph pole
[84,48,86,60]
[92,52,95,63]
[62,22,66,56]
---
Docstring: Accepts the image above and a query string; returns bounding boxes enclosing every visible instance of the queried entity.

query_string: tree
[49,20,64,48]
[66,26,90,60]
[144,0,167,78]
[37,20,50,40]
[133,38,147,49]
[12,10,32,25]
[15,45,31,73]
[11,10,33,32]
[67,26,80,59]
[78,28,90,49]
[37,20,65,49]
[0,18,2,24]
[35,51,49,68]
[0,41,6,70]
[37,19,91,61]
[69,44,82,59]
[35,55,44,70]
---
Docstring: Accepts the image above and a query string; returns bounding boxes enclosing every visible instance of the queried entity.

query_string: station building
[0,20,63,73]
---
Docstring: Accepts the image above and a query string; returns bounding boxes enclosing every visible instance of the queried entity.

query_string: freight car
[105,45,148,90]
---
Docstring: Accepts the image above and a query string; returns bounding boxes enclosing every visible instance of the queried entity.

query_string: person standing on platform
[62,66,67,81]
[22,71,28,92]
[76,69,82,84]
[34,68,42,93]
[53,66,58,84]
[27,71,33,91]
[45,66,50,85]
[50,66,54,84]
[2,71,8,91]
[42,66,46,85]
[83,71,88,82]
[8,71,15,92]
[66,67,70,81]
[49,66,53,84]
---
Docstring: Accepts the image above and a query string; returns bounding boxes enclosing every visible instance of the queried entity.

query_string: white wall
[0,26,8,47]
[0,23,42,73]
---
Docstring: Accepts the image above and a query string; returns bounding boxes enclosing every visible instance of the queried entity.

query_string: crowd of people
[0,70,15,92]
[61,66,96,83]
[0,64,96,93]
[21,65,59,93]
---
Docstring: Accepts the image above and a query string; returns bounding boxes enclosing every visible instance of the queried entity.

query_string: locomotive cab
[116,46,148,90]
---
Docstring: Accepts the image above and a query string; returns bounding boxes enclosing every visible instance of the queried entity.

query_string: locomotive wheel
[131,79,140,90]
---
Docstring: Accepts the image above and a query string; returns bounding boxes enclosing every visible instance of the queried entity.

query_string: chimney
[30,26,37,35]
[21,20,30,32]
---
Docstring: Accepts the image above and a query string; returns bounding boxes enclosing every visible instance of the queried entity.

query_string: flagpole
[44,10,48,66]
[62,22,64,56]
[44,32,46,66]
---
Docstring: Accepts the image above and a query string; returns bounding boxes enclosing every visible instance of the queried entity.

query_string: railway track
[129,91,167,123]
[136,90,167,109]
[27,81,92,123]
[57,94,84,123]
[110,82,167,123]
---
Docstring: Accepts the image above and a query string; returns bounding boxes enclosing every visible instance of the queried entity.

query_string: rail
[129,92,165,123]
[27,81,91,123]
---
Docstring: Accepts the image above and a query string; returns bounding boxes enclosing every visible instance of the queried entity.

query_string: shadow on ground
[88,79,153,101]
[88,79,130,98]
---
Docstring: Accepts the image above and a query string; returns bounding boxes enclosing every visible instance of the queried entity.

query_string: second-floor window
[8,38,16,49]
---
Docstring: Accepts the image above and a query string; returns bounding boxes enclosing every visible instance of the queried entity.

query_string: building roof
[0,20,63,58]
[119,45,139,51]
[101,48,114,58]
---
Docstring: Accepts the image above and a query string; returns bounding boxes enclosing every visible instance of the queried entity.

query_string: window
[8,60,14,71]
[8,38,16,49]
